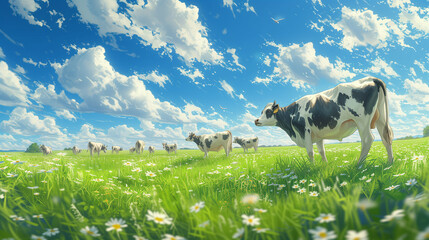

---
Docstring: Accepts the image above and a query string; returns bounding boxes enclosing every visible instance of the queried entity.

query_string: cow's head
[101,144,107,153]
[162,142,167,149]
[255,101,279,126]
[233,137,239,143]
[186,132,196,142]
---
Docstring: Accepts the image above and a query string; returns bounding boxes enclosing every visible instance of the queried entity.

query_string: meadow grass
[0,138,428,239]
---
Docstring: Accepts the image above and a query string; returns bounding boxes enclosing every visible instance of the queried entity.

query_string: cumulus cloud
[260,42,355,88]
[403,79,429,105]
[177,67,204,84]
[137,70,170,88]
[0,61,30,107]
[55,109,77,121]
[227,48,245,70]
[32,84,79,110]
[70,0,223,64]
[387,90,406,116]
[220,80,235,98]
[0,47,5,59]
[368,57,399,78]
[49,46,226,128]
[9,0,47,27]
[244,0,256,14]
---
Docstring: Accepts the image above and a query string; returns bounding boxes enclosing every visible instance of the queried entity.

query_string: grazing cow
[233,137,259,152]
[255,77,394,166]
[72,146,81,155]
[40,145,52,155]
[162,143,177,154]
[148,146,155,155]
[88,142,107,157]
[129,147,136,153]
[185,131,233,158]
[112,146,122,154]
[135,140,145,154]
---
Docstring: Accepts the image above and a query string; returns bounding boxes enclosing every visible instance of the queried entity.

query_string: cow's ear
[273,104,279,114]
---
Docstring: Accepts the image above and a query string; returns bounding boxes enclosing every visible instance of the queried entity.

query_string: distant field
[0,138,428,239]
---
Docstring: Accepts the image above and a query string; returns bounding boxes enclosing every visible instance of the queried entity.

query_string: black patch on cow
[222,134,229,140]
[337,93,350,106]
[372,78,386,96]
[308,96,340,130]
[192,136,202,147]
[292,111,306,139]
[214,136,218,139]
[275,102,297,139]
[351,83,378,115]
[205,139,212,149]
[235,138,244,146]
[246,141,250,143]
[307,129,310,133]
[348,107,359,117]
[307,117,313,126]
[253,138,257,142]
[265,109,274,119]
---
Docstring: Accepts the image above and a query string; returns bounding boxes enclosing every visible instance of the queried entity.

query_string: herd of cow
[37,77,395,166]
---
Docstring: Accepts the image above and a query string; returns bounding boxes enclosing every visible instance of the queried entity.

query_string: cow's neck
[275,103,296,138]
[193,136,202,145]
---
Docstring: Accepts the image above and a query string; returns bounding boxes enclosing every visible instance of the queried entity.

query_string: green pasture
[0,138,428,239]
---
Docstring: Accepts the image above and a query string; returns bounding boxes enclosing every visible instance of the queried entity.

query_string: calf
[112,146,122,154]
[88,141,107,157]
[185,131,232,158]
[129,147,136,153]
[233,137,259,152]
[72,146,81,155]
[40,145,52,155]
[255,77,394,166]
[148,146,155,155]
[135,140,145,154]
[162,143,177,154]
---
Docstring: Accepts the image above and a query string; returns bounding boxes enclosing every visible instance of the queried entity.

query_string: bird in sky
[271,17,285,24]
[220,106,227,110]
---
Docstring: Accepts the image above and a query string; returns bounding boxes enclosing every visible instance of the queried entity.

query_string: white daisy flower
[105,218,128,232]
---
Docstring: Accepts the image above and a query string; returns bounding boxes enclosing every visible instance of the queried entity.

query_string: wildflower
[298,188,306,194]
[416,226,429,240]
[52,158,60,161]
[412,155,424,162]
[41,180,47,183]
[315,213,336,223]
[233,228,245,239]
[33,214,43,219]
[393,173,405,177]
[225,172,232,176]
[80,226,100,237]
[10,215,25,221]
[34,192,40,196]
[91,178,104,182]
[0,166,8,170]
[124,162,133,166]
[323,186,331,192]
[299,179,307,184]
[31,235,46,240]
[10,160,24,165]
[309,183,316,187]
[132,168,142,173]
[309,191,319,197]
[198,220,210,227]
[0,194,4,199]
[105,218,127,232]
[133,236,147,240]
[241,214,260,226]
[356,199,377,211]
[242,194,259,204]
[146,210,173,225]
[380,209,405,222]
[253,227,269,233]
[190,202,205,213]
[346,230,368,240]
[27,186,39,189]
[57,152,66,156]
[146,162,156,166]
[145,171,156,177]
[309,226,337,240]
[254,208,267,213]
[292,184,299,189]
[43,228,60,237]
[365,178,372,183]
[162,234,185,240]
[6,173,18,178]
[340,182,347,187]
[385,185,400,191]
[405,179,417,186]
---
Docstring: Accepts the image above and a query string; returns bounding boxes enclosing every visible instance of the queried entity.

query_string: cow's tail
[374,78,393,144]
[227,130,233,153]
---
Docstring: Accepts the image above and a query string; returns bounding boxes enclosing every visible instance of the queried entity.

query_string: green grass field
[0,138,428,240]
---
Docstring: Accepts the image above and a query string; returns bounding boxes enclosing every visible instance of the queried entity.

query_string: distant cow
[135,140,145,154]
[112,146,122,154]
[88,142,107,157]
[148,146,155,155]
[255,77,394,165]
[72,146,81,155]
[40,145,52,155]
[185,131,232,158]
[162,143,177,154]
[129,147,136,153]
[233,137,259,152]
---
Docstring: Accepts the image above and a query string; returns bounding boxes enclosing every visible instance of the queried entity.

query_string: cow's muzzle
[254,119,261,126]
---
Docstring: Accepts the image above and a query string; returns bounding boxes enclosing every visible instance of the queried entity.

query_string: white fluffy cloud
[177,67,204,84]
[32,84,79,110]
[0,61,30,107]
[368,57,399,78]
[9,0,47,27]
[227,48,245,70]
[55,109,76,121]
[0,47,5,59]
[137,70,170,88]
[70,0,223,64]
[387,90,406,116]
[48,46,226,128]
[403,79,429,105]
[220,80,235,98]
[262,42,355,88]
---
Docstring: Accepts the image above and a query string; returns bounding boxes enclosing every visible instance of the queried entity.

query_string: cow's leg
[357,124,374,166]
[204,151,208,158]
[376,118,394,164]
[225,145,229,157]
[316,140,327,162]
[304,137,314,163]
[254,146,257,152]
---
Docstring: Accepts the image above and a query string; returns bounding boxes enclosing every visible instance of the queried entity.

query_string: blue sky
[0,0,428,151]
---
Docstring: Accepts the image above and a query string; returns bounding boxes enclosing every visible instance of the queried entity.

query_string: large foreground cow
[255,77,394,165]
[233,137,259,152]
[88,142,107,157]
[162,143,177,154]
[186,131,233,158]
[72,146,81,155]
[40,145,52,155]
[135,140,145,154]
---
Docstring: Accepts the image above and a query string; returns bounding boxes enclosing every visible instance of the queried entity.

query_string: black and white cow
[129,147,136,153]
[40,145,52,155]
[72,146,81,155]
[255,77,394,166]
[148,146,155,155]
[135,140,145,154]
[233,137,259,152]
[162,143,177,154]
[88,142,107,157]
[112,146,122,154]
[186,131,233,158]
